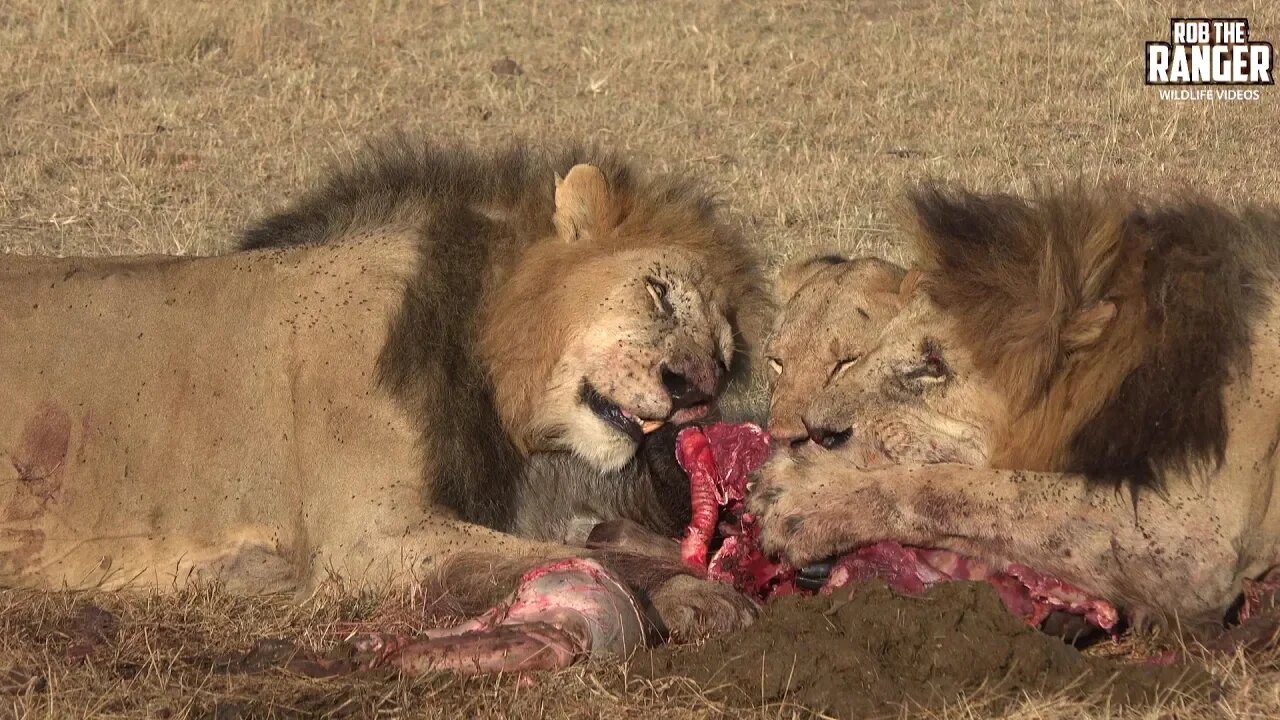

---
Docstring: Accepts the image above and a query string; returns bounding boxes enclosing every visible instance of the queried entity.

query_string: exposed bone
[350,558,646,675]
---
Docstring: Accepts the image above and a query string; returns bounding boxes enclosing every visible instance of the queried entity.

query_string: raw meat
[676,422,1119,633]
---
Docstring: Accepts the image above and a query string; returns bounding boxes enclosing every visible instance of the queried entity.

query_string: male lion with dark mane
[0,140,767,638]
[752,184,1280,634]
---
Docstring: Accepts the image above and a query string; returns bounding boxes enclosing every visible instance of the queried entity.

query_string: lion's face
[539,247,737,470]
[784,186,1137,473]
[795,285,1005,469]
[764,256,906,447]
[482,164,766,472]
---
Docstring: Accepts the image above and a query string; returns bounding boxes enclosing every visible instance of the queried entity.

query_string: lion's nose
[803,419,852,449]
[661,364,711,410]
[769,417,811,448]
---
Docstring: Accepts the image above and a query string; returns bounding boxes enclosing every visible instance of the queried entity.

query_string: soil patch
[636,581,1212,718]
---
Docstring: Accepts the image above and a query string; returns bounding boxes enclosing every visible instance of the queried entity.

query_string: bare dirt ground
[3,0,1280,717]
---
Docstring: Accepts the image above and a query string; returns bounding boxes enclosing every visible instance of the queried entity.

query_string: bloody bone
[676,423,795,598]
[305,558,646,676]
[677,422,772,566]
[676,422,1120,632]
[227,558,645,678]
[676,428,719,567]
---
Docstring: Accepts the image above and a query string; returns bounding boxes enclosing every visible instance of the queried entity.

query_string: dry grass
[1,585,1278,719]
[5,0,1278,264]
[3,0,1280,717]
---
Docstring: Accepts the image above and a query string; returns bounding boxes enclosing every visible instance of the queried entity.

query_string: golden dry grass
[3,0,1280,717]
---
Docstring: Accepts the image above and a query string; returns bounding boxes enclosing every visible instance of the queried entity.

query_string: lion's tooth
[642,420,666,434]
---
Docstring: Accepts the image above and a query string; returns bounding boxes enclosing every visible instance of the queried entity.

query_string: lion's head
[481,163,770,471]
[786,184,1253,482]
[764,255,905,447]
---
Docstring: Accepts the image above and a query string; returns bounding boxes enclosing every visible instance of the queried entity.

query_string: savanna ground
[2,0,1278,717]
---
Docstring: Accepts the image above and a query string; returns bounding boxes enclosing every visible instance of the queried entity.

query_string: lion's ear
[849,257,908,293]
[776,254,848,303]
[1063,300,1117,352]
[898,267,924,299]
[553,164,621,242]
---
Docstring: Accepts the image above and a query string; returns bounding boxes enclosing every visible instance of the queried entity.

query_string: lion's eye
[903,340,948,381]
[923,352,947,378]
[646,276,674,316]
[923,340,948,376]
[767,357,783,375]
[829,355,860,381]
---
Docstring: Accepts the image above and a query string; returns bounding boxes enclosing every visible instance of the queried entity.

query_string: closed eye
[828,355,860,381]
[901,340,948,381]
[767,357,783,375]
[646,276,674,316]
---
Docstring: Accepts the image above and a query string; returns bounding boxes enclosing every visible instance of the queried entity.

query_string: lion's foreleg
[752,452,1243,627]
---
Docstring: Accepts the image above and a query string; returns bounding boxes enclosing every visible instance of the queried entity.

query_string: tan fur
[752,185,1280,633]
[764,256,905,444]
[0,235,454,591]
[0,151,766,641]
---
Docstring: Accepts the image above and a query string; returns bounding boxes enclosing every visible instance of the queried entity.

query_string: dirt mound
[636,581,1210,718]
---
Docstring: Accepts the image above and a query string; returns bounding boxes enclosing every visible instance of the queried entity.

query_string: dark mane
[909,183,1275,487]
[238,138,734,530]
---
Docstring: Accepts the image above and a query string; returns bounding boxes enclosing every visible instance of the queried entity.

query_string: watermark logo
[1146,18,1273,100]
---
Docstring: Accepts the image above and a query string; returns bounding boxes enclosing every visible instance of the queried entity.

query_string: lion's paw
[748,452,829,563]
[749,450,901,568]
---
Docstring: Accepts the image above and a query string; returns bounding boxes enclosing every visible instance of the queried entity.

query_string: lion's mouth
[580,381,666,443]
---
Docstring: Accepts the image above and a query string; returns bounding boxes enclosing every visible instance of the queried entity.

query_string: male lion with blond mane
[0,140,767,638]
[752,184,1280,634]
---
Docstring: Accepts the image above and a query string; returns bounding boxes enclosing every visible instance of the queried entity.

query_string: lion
[764,255,906,445]
[750,184,1280,634]
[0,140,768,636]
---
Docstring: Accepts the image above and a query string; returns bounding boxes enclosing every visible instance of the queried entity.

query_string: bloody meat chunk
[676,422,1118,633]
